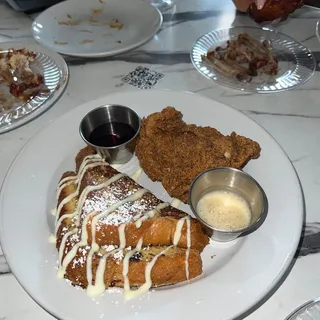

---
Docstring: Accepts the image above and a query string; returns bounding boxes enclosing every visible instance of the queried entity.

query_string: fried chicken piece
[135,107,261,203]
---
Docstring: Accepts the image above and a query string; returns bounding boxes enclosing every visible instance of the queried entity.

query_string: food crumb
[116,40,122,43]
[67,14,72,19]
[92,8,103,14]
[58,20,79,26]
[54,41,68,45]
[108,19,124,30]
[80,39,94,44]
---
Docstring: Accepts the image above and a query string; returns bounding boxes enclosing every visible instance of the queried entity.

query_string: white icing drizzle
[48,234,56,243]
[86,242,100,291]
[80,211,97,244]
[111,163,123,170]
[171,198,181,209]
[124,245,173,301]
[173,217,188,245]
[123,238,144,298]
[55,213,76,235]
[51,207,57,216]
[87,248,120,297]
[118,224,126,249]
[58,175,76,188]
[135,202,170,228]
[57,228,78,278]
[185,218,191,280]
[131,167,143,182]
[173,216,192,281]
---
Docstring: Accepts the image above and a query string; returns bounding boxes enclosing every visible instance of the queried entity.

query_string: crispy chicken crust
[135,107,261,203]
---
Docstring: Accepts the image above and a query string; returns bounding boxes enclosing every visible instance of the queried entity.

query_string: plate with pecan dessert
[0,42,68,134]
[191,26,315,93]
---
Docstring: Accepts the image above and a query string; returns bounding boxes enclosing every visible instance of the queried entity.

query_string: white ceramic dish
[0,42,68,134]
[0,90,303,320]
[32,0,162,58]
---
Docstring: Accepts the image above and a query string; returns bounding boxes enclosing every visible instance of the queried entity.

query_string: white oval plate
[32,0,162,58]
[0,90,303,320]
[191,27,315,93]
[0,42,68,134]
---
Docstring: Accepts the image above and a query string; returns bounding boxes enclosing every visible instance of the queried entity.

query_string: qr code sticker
[121,66,164,90]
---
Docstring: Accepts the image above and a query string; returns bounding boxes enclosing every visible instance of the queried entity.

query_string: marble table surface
[1,0,320,319]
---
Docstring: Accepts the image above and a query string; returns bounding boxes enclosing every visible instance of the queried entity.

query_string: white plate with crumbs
[285,298,320,320]
[0,42,68,134]
[32,0,162,58]
[191,26,315,93]
[0,90,303,320]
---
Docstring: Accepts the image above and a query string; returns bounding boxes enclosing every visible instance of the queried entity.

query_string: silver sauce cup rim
[79,104,141,150]
[188,167,268,235]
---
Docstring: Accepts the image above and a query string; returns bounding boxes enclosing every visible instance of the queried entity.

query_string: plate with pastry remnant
[0,90,303,320]
[32,0,162,58]
[0,42,68,134]
[191,26,315,93]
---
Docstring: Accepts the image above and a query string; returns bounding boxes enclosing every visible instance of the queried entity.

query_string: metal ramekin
[189,167,268,242]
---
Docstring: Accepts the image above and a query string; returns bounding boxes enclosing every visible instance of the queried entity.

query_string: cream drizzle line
[185,218,191,280]
[111,163,123,170]
[118,224,127,249]
[57,228,78,278]
[48,234,56,243]
[124,245,173,301]
[87,248,121,297]
[171,198,181,209]
[51,208,57,216]
[173,216,191,280]
[130,167,143,182]
[55,161,108,223]
[56,154,103,198]
[122,238,144,299]
[135,202,170,228]
[55,173,126,236]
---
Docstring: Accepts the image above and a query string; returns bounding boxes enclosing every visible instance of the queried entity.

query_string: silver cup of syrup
[79,104,141,164]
